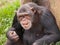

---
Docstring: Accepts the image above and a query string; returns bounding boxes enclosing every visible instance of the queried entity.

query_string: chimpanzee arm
[12,13,18,26]
[6,27,20,42]
[12,8,19,26]
[12,13,24,37]
[41,10,60,34]
[33,10,60,45]
[6,14,24,41]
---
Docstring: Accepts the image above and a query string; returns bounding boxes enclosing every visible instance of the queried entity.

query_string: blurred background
[0,0,20,45]
[0,0,60,45]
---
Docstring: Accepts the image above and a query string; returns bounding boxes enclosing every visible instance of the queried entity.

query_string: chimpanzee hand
[6,30,19,42]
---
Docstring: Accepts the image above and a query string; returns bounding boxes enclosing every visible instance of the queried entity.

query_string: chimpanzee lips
[24,25,29,28]
[23,23,28,25]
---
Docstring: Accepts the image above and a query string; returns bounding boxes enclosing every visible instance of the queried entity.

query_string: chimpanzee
[6,2,60,45]
[16,2,60,45]
[6,0,50,45]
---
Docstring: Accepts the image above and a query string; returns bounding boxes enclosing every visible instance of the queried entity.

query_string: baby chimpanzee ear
[37,10,42,15]
[30,7,36,13]
[30,7,42,15]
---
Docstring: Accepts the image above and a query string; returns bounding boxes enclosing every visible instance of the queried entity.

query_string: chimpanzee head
[16,2,41,30]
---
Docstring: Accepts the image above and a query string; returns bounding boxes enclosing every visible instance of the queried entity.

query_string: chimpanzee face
[18,14,32,30]
[16,5,36,30]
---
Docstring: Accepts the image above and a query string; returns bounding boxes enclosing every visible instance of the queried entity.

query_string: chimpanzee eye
[19,16,24,20]
[25,15,31,20]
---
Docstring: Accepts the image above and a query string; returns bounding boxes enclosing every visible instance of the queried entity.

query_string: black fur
[6,2,60,45]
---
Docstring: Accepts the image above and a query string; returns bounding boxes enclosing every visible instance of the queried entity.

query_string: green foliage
[0,0,20,45]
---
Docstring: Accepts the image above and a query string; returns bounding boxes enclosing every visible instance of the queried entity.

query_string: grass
[0,0,20,45]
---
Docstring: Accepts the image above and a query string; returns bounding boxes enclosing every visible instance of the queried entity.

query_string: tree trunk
[49,0,60,29]
[20,0,32,5]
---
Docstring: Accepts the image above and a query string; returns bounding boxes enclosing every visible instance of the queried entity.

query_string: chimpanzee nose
[22,18,26,21]
[23,22,28,25]
[22,20,28,25]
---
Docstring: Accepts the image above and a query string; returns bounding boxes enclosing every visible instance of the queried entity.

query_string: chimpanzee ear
[30,7,36,13]
[37,10,42,14]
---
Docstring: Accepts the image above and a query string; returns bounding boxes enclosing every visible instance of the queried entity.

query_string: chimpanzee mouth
[23,24,29,27]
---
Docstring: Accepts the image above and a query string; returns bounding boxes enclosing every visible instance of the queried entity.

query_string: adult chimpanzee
[16,2,60,45]
[6,2,60,45]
